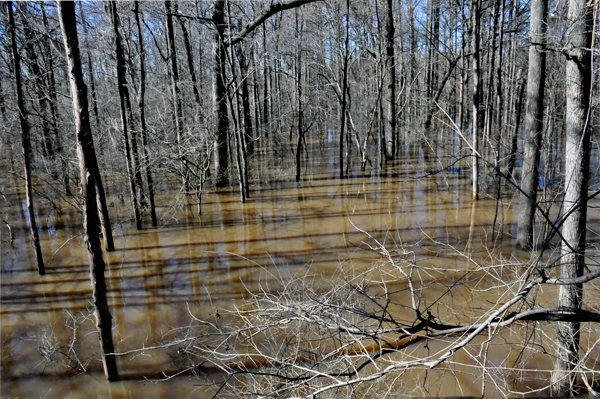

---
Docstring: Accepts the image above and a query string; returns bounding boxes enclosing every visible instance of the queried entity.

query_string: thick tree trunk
[212,0,230,187]
[111,1,142,231]
[57,1,119,381]
[134,1,158,227]
[551,0,593,394]
[7,1,45,276]
[517,0,547,250]
[79,3,115,250]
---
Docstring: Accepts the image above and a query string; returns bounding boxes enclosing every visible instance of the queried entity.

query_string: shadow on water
[1,139,598,397]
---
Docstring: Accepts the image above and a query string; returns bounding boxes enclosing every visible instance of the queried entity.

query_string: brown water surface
[1,141,598,397]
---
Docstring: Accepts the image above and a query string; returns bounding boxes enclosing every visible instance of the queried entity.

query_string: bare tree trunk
[165,1,189,192]
[262,25,270,140]
[212,0,230,187]
[339,0,350,178]
[237,45,254,155]
[20,9,54,163]
[517,0,547,250]
[175,3,202,114]
[552,0,593,393]
[385,0,396,160]
[78,4,100,131]
[507,69,525,179]
[41,4,71,197]
[57,1,119,381]
[471,0,481,200]
[79,3,115,251]
[7,1,45,276]
[111,1,142,231]
[134,1,158,227]
[295,12,304,182]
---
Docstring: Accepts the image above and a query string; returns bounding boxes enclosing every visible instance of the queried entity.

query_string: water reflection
[1,140,597,397]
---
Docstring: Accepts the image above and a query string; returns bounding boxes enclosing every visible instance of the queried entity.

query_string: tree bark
[212,0,230,187]
[552,0,593,393]
[517,0,547,250]
[41,3,71,197]
[471,0,481,200]
[57,0,119,381]
[507,69,525,180]
[165,1,188,192]
[385,0,396,160]
[134,1,158,227]
[7,1,45,276]
[79,3,115,251]
[111,1,142,231]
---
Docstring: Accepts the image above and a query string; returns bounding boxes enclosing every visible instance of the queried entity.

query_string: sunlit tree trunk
[7,1,45,276]
[79,3,115,251]
[517,0,547,250]
[57,0,119,381]
[552,0,593,393]
[134,1,158,227]
[111,1,142,231]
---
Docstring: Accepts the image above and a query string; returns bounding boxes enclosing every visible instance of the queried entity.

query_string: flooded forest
[1,0,599,397]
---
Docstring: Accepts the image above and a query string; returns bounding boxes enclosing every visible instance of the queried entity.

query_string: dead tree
[551,0,594,393]
[7,1,45,275]
[134,1,158,227]
[517,0,548,251]
[110,1,143,231]
[57,0,119,381]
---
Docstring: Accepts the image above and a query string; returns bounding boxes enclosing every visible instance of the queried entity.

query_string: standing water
[1,139,599,397]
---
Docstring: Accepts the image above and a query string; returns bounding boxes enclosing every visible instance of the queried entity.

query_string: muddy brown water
[1,141,598,398]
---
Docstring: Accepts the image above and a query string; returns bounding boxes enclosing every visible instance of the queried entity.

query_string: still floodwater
[2,140,598,397]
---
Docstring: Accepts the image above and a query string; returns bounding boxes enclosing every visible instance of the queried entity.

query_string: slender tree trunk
[517,0,547,250]
[7,1,45,276]
[295,13,304,182]
[339,0,350,178]
[175,3,202,113]
[134,1,158,227]
[471,0,481,200]
[507,69,525,179]
[164,1,188,192]
[385,0,396,160]
[213,0,229,187]
[552,0,593,393]
[57,1,119,381]
[41,4,70,196]
[237,45,254,155]
[79,4,100,131]
[20,9,54,162]
[111,1,142,231]
[262,25,270,140]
